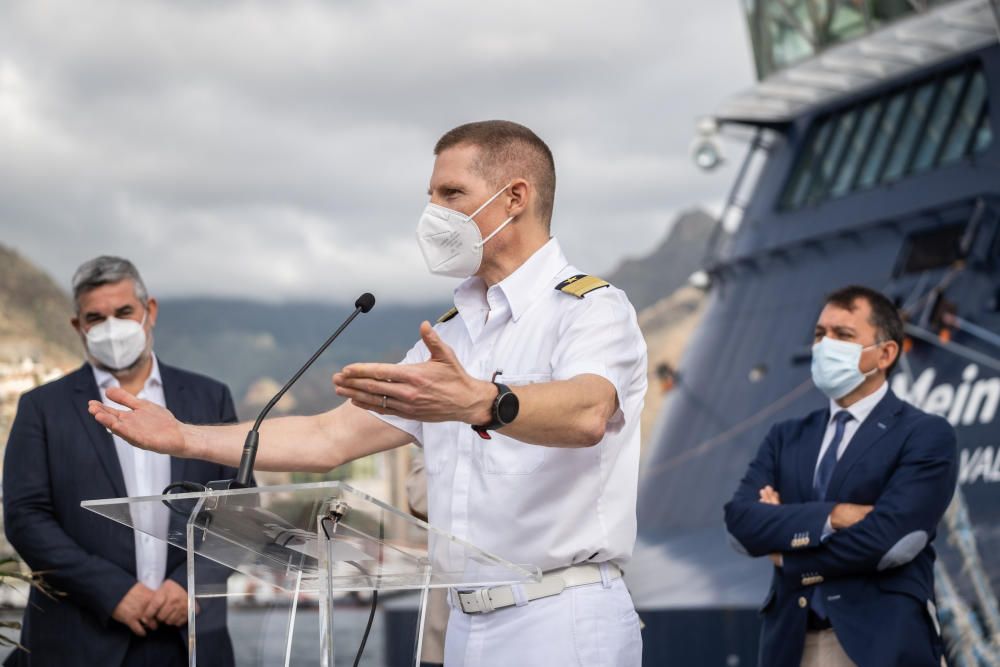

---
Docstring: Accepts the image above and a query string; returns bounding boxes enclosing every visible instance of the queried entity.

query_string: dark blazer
[3,361,240,666]
[724,388,957,667]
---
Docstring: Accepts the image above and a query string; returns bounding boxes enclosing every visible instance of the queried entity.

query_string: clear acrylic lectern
[82,481,540,666]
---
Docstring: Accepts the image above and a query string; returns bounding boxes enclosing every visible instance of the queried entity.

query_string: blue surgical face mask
[811,337,880,400]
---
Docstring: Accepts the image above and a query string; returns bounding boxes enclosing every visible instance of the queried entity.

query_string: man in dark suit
[3,256,238,666]
[725,285,957,667]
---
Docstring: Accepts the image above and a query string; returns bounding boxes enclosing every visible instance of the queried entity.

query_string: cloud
[0,0,753,304]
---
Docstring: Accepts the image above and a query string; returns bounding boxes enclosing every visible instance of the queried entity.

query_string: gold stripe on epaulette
[555,274,610,299]
[437,307,459,323]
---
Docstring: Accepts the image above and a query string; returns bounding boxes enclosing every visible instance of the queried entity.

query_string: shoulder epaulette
[555,274,610,299]
[437,306,459,323]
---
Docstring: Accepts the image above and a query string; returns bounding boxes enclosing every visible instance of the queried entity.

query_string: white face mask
[810,337,880,400]
[85,314,148,371]
[416,183,515,278]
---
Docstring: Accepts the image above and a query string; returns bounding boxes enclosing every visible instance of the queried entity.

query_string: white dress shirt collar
[453,237,569,325]
[92,353,163,394]
[829,379,888,426]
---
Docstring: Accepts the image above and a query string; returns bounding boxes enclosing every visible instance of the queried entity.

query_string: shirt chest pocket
[478,372,550,475]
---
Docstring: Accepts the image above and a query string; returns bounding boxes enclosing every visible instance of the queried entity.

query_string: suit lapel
[796,409,829,502]
[72,365,128,497]
[160,362,189,483]
[826,390,904,500]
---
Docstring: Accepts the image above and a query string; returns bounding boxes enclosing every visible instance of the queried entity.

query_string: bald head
[435,120,556,228]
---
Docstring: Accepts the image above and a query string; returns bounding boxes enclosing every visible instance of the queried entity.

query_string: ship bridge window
[780,64,993,211]
[747,1,944,79]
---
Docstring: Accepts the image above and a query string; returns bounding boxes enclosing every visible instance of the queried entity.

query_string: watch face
[496,391,519,424]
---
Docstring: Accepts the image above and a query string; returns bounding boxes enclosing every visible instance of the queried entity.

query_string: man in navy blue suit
[3,256,237,666]
[725,285,957,667]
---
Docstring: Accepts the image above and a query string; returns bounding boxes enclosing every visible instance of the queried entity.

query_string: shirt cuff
[371,410,423,445]
[822,516,835,542]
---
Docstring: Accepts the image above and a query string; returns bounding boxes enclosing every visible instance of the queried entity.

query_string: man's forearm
[181,402,408,472]
[724,499,836,557]
[494,374,618,448]
[333,325,622,448]
[181,416,331,471]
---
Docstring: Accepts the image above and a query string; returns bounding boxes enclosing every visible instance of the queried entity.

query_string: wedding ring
[381,395,388,409]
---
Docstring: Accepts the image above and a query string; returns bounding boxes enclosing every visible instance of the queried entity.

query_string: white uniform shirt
[378,238,647,572]
[93,354,172,589]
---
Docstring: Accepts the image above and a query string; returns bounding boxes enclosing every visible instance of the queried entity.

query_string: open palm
[88,387,186,456]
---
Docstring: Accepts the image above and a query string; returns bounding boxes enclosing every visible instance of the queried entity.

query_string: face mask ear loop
[860,340,883,377]
[474,216,515,250]
[469,182,514,220]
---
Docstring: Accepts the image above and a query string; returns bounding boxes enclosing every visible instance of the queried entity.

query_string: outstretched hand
[334,321,493,425]
[88,387,186,456]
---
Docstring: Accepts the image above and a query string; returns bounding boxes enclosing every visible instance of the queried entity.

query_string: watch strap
[472,382,512,440]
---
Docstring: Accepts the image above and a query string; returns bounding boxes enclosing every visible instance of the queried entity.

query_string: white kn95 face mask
[85,314,148,371]
[416,183,515,278]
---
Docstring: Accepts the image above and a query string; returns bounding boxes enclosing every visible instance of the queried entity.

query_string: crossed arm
[724,417,957,578]
[754,485,873,566]
[723,425,867,559]
[780,417,957,580]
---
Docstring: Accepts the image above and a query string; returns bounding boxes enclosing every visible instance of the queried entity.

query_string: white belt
[451,562,622,615]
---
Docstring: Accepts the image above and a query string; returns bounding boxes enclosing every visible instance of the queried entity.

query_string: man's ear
[506,178,530,218]
[71,316,81,334]
[881,340,900,371]
[146,297,159,328]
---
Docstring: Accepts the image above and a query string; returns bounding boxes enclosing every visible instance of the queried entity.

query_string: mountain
[0,245,82,470]
[636,286,708,448]
[606,208,719,312]
[602,208,721,448]
[154,298,450,419]
[0,244,82,366]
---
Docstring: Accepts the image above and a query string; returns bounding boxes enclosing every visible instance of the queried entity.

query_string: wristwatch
[472,382,519,439]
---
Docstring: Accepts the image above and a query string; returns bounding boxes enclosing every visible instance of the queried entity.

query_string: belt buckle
[458,588,495,614]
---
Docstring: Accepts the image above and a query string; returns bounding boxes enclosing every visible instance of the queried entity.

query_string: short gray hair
[71,256,149,312]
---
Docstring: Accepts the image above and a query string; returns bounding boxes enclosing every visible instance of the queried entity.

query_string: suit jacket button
[798,596,808,608]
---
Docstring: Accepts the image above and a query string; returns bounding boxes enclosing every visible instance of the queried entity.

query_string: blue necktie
[813,410,853,501]
[811,410,853,620]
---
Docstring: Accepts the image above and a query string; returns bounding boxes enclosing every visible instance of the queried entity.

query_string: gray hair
[71,256,149,312]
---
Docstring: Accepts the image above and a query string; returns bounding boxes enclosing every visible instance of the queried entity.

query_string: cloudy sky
[0,0,754,305]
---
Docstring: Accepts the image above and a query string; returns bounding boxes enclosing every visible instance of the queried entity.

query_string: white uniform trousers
[444,576,642,666]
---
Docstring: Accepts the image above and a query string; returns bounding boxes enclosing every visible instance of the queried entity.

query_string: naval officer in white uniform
[90,120,648,666]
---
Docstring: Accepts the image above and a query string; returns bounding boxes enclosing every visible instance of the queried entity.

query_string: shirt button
[798,596,808,608]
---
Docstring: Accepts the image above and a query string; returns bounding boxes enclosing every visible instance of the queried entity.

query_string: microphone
[231,293,376,488]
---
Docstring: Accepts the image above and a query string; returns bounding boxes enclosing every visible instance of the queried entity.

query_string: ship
[627,1,1000,665]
